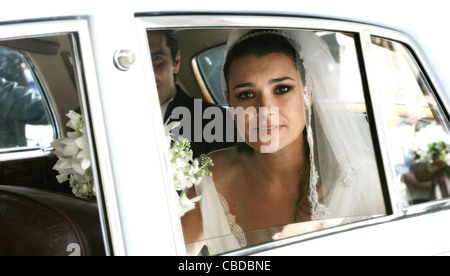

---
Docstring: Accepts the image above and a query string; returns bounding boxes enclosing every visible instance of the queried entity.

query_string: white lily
[72,159,86,175]
[65,110,82,130]
[61,138,79,157]
[75,136,89,150]
[53,158,72,172]
[164,120,213,217]
[56,173,69,183]
[179,192,201,217]
[51,110,95,201]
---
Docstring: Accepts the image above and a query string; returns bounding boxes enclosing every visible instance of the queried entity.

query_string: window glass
[0,27,105,256]
[150,28,386,256]
[369,36,450,206]
[196,44,227,106]
[0,48,52,151]
[194,33,366,108]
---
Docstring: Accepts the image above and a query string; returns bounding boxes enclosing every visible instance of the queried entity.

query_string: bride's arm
[181,149,231,255]
[181,149,223,244]
[180,187,204,247]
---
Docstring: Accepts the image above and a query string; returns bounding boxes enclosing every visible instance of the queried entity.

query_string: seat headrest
[0,185,105,256]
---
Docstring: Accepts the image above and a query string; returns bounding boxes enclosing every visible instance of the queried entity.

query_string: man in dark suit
[147,30,235,159]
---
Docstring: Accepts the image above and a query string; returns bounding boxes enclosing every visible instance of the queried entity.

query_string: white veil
[222,29,386,220]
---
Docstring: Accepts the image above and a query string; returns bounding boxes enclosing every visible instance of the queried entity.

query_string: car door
[0,19,109,256]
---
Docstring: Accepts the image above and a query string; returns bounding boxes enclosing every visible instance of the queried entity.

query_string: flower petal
[79,157,91,170]
[75,136,89,150]
[72,160,86,175]
[179,193,196,217]
[56,174,69,183]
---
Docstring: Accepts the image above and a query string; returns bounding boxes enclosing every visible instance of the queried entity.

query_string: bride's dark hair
[223,30,306,91]
[223,30,312,222]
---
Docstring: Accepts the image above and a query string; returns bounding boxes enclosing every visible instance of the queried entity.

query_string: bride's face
[226,53,306,153]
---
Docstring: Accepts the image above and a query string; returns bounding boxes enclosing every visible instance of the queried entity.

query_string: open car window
[147,27,387,256]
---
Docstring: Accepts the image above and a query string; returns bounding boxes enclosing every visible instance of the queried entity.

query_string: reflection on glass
[0,47,52,150]
[185,216,376,256]
[370,36,450,206]
[196,44,227,106]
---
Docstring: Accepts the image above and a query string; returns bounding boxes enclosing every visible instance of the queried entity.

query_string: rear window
[0,47,53,151]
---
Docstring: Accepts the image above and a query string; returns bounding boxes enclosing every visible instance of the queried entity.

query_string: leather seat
[0,185,105,256]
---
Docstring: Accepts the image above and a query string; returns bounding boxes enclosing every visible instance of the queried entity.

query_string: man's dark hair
[162,30,180,63]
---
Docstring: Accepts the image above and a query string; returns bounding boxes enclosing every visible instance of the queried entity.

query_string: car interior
[0,34,105,256]
[175,29,231,104]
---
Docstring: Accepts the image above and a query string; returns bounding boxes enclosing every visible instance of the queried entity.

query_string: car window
[369,36,450,207]
[0,22,107,256]
[148,28,387,256]
[0,48,53,151]
[196,44,227,106]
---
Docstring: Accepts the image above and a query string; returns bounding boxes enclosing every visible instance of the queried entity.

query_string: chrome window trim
[136,14,450,255]
[0,146,41,154]
[0,147,46,161]
[68,28,119,256]
[0,19,119,256]
[135,18,189,256]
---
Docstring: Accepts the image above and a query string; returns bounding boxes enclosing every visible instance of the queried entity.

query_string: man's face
[147,32,180,105]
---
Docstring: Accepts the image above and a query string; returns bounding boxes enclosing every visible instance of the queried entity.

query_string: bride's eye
[237,91,255,100]
[275,85,292,94]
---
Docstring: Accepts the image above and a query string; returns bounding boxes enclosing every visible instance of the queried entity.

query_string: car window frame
[364,32,450,215]
[0,19,115,255]
[137,14,448,255]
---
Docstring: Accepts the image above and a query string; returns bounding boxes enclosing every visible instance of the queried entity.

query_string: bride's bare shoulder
[207,146,241,175]
[206,147,243,195]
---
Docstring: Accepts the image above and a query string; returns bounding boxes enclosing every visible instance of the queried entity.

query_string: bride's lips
[256,125,282,135]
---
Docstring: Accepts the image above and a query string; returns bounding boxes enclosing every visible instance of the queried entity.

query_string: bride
[181,29,385,255]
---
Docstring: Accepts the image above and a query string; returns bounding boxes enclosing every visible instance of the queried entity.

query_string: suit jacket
[164,86,236,158]
[0,77,50,148]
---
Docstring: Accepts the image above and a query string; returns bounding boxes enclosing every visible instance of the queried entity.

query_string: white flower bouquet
[51,110,96,201]
[165,121,213,217]
[411,122,450,172]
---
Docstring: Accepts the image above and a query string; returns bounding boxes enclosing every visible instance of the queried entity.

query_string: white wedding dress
[195,155,385,256]
[195,172,245,255]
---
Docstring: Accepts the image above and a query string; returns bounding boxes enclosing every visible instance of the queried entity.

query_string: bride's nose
[258,94,277,118]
